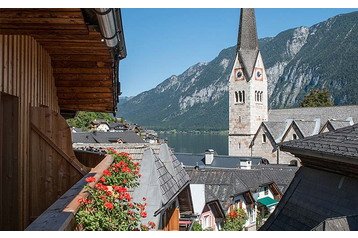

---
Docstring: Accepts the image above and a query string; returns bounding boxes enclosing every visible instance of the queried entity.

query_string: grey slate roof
[72,131,145,144]
[263,121,288,142]
[280,123,358,161]
[186,166,297,210]
[312,215,358,231]
[294,120,319,137]
[329,119,352,130]
[261,167,358,231]
[237,8,259,79]
[175,153,265,168]
[268,105,358,129]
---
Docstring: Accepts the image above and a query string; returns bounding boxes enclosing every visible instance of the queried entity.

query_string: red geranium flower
[104,202,114,210]
[100,177,106,183]
[148,221,156,229]
[103,169,112,176]
[85,176,96,183]
[140,211,147,218]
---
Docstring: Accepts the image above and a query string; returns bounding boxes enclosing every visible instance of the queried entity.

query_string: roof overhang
[0,8,127,113]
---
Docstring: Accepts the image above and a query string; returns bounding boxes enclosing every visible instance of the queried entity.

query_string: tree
[66,111,116,130]
[222,208,248,231]
[191,221,203,231]
[300,89,334,107]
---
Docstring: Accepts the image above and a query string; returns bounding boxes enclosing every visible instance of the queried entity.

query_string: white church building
[228,9,358,164]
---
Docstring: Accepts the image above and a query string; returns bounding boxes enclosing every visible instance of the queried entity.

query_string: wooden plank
[0,23,87,30]
[56,87,113,93]
[47,48,110,55]
[0,18,85,25]
[53,68,111,74]
[30,121,88,176]
[40,41,106,48]
[52,60,112,69]
[57,92,113,99]
[53,74,111,81]
[55,80,113,87]
[0,29,89,36]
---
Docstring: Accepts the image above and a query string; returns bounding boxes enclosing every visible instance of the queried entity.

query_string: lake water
[158,132,228,155]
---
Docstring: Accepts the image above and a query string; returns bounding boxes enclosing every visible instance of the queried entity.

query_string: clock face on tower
[255,68,263,80]
[235,68,244,80]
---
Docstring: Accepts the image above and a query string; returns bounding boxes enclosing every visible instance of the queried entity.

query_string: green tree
[67,111,116,130]
[300,89,334,107]
[191,221,203,231]
[222,208,248,231]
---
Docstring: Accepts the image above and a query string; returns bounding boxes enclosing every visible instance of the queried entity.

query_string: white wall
[190,184,206,216]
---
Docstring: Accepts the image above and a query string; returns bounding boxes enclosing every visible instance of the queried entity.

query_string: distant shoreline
[157,130,228,135]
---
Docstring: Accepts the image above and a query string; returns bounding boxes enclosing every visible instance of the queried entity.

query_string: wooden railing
[25,155,113,231]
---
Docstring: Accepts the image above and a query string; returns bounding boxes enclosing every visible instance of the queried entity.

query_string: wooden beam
[53,74,111,81]
[52,61,112,69]
[53,68,112,74]
[51,55,112,62]
[56,87,113,93]
[57,92,113,99]
[55,80,113,87]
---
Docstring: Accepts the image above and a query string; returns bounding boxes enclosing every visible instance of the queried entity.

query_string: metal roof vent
[204,149,215,165]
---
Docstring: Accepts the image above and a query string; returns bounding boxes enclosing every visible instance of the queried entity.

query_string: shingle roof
[237,8,259,79]
[280,123,358,162]
[312,215,358,231]
[269,105,358,129]
[186,166,296,210]
[294,120,319,137]
[175,153,264,168]
[72,131,145,144]
[329,120,352,130]
[260,167,358,231]
[263,121,288,142]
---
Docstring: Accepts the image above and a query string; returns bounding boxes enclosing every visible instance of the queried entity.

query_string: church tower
[228,9,268,156]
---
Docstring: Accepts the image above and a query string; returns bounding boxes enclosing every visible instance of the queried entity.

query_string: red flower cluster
[113,185,127,193]
[148,221,156,229]
[103,169,112,177]
[85,176,96,183]
[78,198,92,205]
[104,202,114,210]
[140,211,147,218]
[228,210,238,219]
[95,183,108,191]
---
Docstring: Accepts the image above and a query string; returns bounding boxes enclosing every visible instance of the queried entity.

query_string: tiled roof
[312,215,358,231]
[269,105,358,129]
[175,153,264,168]
[329,120,352,130]
[294,120,319,137]
[261,167,358,231]
[185,166,296,210]
[280,123,358,161]
[263,121,288,142]
[72,131,145,144]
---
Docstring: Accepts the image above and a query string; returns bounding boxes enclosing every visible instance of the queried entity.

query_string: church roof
[268,105,358,130]
[237,8,259,80]
[329,119,353,130]
[293,120,320,137]
[263,121,289,142]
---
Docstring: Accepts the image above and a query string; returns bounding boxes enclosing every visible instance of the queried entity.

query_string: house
[0,8,126,230]
[260,124,358,231]
[108,122,128,132]
[186,167,289,230]
[228,8,358,165]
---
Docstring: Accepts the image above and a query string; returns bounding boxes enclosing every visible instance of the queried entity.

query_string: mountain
[118,11,358,131]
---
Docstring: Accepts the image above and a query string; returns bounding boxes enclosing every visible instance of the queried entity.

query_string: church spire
[237,8,259,80]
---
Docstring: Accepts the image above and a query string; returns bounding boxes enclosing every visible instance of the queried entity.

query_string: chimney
[204,149,215,165]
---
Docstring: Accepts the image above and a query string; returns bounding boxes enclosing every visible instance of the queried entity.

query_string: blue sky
[120,8,357,97]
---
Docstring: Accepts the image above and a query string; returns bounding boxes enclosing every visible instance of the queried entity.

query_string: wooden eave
[0,8,118,112]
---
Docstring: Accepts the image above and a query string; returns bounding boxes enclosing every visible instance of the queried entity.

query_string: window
[262,134,267,143]
[235,91,245,103]
[239,116,241,123]
[293,134,297,140]
[255,91,263,102]
[238,143,241,149]
[260,91,263,102]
